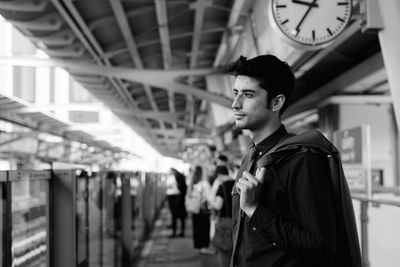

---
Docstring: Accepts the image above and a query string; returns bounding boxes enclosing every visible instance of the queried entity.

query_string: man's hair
[226,55,295,114]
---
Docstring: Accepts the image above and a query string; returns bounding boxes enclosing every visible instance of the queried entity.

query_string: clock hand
[294,0,318,36]
[292,0,318,7]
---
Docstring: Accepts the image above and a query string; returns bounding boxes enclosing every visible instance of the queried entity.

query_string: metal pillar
[376,0,400,131]
[360,201,370,267]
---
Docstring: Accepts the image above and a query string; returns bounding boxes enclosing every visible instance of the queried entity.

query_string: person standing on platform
[226,55,362,267]
[209,165,231,211]
[208,165,235,267]
[168,168,187,237]
[208,165,230,242]
[186,165,215,254]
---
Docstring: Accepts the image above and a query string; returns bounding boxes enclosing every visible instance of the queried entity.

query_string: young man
[227,55,362,267]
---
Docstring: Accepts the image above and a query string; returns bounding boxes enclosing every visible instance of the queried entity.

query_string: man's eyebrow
[233,89,256,93]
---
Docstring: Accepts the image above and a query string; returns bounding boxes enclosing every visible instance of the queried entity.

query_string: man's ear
[272,94,285,112]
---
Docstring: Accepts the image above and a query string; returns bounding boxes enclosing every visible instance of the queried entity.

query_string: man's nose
[232,95,242,110]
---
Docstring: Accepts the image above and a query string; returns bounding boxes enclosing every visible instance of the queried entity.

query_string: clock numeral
[281,19,289,25]
[327,28,333,36]
[312,30,315,41]
[337,2,349,5]
[337,17,345,23]
[276,4,287,8]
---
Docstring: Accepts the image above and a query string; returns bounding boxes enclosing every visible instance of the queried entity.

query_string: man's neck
[249,120,281,145]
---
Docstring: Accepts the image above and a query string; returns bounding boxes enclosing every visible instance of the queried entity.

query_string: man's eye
[233,92,238,97]
[244,93,253,97]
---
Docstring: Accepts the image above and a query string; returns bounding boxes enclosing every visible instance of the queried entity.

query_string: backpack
[255,130,362,267]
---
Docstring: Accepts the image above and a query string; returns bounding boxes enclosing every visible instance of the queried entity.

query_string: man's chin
[234,121,246,129]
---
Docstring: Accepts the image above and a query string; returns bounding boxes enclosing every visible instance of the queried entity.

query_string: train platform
[135,207,220,267]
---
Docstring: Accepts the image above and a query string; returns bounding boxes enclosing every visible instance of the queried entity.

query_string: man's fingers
[255,167,266,182]
[239,177,254,186]
[242,171,258,185]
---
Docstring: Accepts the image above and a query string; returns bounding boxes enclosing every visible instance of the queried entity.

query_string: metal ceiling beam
[152,129,185,138]
[113,109,184,122]
[155,0,177,129]
[0,0,49,12]
[155,0,172,69]
[0,103,108,113]
[119,112,210,134]
[189,0,207,68]
[117,109,208,133]
[89,6,154,30]
[213,0,254,67]
[283,52,385,119]
[7,12,63,31]
[110,0,169,152]
[187,0,207,129]
[102,24,226,60]
[109,0,160,114]
[0,56,231,107]
[319,95,392,106]
[52,0,159,151]
[174,83,231,107]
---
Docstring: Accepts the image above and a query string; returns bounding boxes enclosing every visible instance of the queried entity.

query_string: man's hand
[236,167,266,218]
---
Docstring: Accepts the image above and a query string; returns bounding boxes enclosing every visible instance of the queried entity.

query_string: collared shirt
[231,125,344,267]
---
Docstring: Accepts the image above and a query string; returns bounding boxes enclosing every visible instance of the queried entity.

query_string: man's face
[231,75,272,131]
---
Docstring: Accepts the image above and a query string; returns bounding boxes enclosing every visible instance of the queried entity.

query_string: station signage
[333,125,372,197]
[334,127,363,164]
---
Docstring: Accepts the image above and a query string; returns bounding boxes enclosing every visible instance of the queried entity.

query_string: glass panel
[102,171,117,267]
[88,172,101,267]
[132,172,145,246]
[11,178,49,267]
[76,171,88,267]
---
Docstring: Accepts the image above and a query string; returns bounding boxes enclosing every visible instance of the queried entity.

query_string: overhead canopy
[0,93,128,157]
[0,0,389,158]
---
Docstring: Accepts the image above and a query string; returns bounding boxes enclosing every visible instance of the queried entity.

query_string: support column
[377,0,400,131]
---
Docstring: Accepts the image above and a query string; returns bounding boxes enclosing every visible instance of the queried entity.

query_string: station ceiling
[0,0,388,158]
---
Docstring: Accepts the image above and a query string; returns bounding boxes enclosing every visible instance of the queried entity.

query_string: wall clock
[269,0,353,50]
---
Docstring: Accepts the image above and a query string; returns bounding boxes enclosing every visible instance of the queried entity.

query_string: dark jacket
[231,128,362,267]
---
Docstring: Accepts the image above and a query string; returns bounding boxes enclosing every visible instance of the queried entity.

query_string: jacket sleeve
[248,151,337,264]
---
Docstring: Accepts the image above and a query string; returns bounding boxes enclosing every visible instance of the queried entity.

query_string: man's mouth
[234,113,245,118]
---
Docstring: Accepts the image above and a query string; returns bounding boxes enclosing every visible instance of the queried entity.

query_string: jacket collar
[252,124,288,153]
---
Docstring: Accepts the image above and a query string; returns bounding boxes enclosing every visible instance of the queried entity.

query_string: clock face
[270,0,352,50]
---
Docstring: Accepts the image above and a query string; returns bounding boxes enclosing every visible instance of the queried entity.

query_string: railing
[352,190,400,267]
